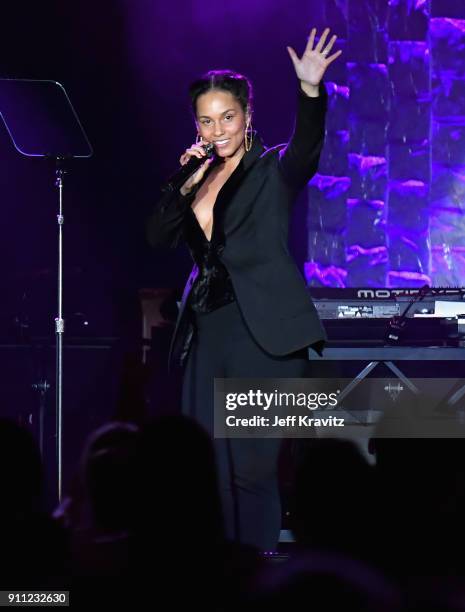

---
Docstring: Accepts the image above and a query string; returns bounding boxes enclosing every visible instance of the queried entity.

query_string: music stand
[0,79,93,501]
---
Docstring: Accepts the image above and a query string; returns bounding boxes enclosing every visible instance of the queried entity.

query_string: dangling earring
[196,133,202,144]
[244,118,253,152]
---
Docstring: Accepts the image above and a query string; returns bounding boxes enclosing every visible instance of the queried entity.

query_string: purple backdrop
[307,0,465,287]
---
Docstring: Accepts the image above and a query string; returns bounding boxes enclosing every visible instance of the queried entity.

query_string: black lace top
[185,207,235,313]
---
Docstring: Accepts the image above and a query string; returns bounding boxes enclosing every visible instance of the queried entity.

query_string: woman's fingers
[196,156,213,177]
[292,28,338,64]
[322,34,337,59]
[304,27,317,55]
[192,142,207,152]
[286,46,300,69]
[179,142,208,165]
[326,49,343,65]
[181,156,213,193]
[315,28,330,53]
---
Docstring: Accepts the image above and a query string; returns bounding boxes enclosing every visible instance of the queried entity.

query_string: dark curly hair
[189,69,253,117]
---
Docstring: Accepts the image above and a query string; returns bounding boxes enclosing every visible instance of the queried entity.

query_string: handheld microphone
[161,142,215,193]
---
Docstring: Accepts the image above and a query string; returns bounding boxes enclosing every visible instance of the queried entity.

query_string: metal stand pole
[55,164,65,503]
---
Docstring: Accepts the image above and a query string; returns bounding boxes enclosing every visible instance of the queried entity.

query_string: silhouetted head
[0,418,43,519]
[134,414,224,547]
[250,551,402,611]
[290,439,373,558]
[81,421,140,532]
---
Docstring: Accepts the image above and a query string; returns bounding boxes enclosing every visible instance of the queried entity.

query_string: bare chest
[191,171,231,241]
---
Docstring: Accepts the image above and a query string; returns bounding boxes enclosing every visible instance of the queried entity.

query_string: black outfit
[182,299,309,550]
[147,84,327,550]
[185,207,236,313]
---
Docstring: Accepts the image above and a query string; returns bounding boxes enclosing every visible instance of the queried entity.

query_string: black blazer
[147,84,328,366]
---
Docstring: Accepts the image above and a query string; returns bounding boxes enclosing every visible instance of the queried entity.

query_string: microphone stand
[55,158,66,502]
[0,79,93,505]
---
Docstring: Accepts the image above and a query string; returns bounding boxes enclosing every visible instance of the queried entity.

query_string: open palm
[287,28,342,87]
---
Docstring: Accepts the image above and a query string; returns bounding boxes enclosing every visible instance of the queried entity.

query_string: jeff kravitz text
[225,414,345,428]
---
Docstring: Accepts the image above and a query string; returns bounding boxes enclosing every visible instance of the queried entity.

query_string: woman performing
[147,27,342,551]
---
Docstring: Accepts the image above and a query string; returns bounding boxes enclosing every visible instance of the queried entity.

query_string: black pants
[181,301,309,551]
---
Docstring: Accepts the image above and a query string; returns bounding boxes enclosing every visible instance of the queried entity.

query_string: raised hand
[287,28,342,95]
